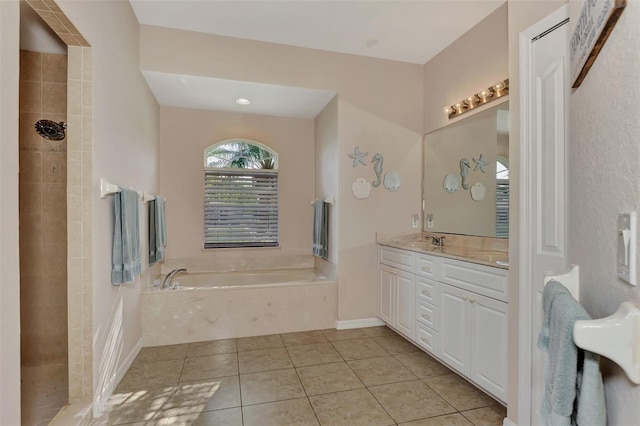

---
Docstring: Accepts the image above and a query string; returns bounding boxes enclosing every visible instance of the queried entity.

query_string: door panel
[395,270,415,339]
[378,265,393,324]
[439,283,469,375]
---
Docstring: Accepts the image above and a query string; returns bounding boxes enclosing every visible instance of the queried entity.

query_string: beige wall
[506,1,567,421]
[19,50,68,365]
[141,26,424,322]
[57,0,160,411]
[314,95,339,265]
[568,0,640,423]
[159,107,315,264]
[0,0,22,422]
[423,3,509,134]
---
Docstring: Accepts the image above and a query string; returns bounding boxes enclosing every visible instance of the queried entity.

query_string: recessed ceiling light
[235,98,251,106]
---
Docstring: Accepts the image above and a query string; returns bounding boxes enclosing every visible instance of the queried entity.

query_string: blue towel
[312,200,329,260]
[111,188,141,284]
[149,197,166,265]
[538,281,605,426]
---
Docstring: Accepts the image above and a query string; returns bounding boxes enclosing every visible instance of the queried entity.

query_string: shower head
[34,120,66,141]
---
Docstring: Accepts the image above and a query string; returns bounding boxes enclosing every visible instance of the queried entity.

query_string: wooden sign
[570,0,626,88]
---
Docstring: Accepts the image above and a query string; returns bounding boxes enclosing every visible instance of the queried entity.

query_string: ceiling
[130,1,504,118]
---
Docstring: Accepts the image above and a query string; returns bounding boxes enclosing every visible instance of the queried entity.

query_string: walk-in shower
[34,119,66,141]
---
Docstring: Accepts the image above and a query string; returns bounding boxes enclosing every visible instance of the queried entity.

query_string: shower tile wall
[19,50,68,365]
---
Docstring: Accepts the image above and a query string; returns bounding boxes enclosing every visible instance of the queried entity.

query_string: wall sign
[570,0,626,88]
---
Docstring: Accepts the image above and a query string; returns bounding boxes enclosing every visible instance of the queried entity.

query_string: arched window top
[204,139,278,170]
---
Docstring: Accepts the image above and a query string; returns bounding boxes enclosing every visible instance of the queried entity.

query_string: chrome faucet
[162,268,187,289]
[425,234,445,248]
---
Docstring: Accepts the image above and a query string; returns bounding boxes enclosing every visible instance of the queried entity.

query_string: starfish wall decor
[348,146,369,167]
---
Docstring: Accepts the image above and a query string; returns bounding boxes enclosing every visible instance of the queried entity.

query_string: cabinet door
[469,292,508,402]
[394,269,415,339]
[378,264,394,325]
[439,283,470,375]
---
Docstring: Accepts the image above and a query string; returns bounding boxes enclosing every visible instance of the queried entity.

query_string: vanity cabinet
[378,244,508,403]
[378,247,415,340]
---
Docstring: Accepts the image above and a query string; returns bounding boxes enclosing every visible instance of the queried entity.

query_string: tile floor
[93,326,506,425]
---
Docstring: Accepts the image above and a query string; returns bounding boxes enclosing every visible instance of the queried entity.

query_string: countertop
[377,240,509,270]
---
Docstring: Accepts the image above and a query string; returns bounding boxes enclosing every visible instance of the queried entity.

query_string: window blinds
[496,179,509,238]
[204,169,279,248]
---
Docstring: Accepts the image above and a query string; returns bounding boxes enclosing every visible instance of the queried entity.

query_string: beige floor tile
[240,368,305,405]
[180,353,238,382]
[97,385,176,424]
[461,404,507,426]
[373,335,421,355]
[369,380,456,424]
[394,352,451,378]
[237,334,284,352]
[163,376,241,416]
[361,326,398,338]
[238,347,293,374]
[348,356,417,386]
[136,344,189,363]
[331,338,389,360]
[321,328,368,341]
[309,388,394,426]
[423,374,496,411]
[281,330,329,346]
[116,359,184,392]
[187,339,237,357]
[399,413,473,426]
[286,343,343,367]
[296,362,364,396]
[154,407,243,426]
[242,398,319,426]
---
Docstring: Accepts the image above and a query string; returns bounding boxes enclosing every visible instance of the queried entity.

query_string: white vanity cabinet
[378,244,508,403]
[378,247,415,340]
[438,258,508,402]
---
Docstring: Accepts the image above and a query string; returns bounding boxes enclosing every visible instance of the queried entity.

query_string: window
[496,159,509,238]
[204,140,278,248]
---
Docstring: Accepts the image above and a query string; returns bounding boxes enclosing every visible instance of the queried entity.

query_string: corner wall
[568,1,640,423]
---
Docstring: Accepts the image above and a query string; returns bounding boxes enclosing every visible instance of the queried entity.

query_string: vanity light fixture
[235,98,252,106]
[443,78,509,119]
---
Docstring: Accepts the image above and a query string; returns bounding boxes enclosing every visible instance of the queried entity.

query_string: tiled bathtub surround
[93,326,505,425]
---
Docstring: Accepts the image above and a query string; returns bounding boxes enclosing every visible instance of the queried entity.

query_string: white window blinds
[204,169,279,248]
[496,179,509,238]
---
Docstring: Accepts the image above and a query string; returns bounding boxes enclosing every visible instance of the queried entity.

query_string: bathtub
[140,268,337,346]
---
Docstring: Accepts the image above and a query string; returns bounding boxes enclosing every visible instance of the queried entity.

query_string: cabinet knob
[420,337,429,343]
[469,298,476,303]
[422,266,431,272]
[421,314,431,320]
[421,290,431,297]
[463,296,469,302]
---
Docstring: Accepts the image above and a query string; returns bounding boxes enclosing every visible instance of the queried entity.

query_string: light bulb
[493,81,505,92]
[443,106,453,115]
[479,89,490,100]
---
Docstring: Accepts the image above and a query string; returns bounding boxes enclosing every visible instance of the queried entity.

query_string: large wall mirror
[423,101,509,238]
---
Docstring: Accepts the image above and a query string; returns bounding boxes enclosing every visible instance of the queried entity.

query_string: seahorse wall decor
[372,153,384,187]
[459,158,470,190]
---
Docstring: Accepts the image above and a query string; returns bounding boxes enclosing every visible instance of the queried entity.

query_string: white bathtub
[140,268,337,346]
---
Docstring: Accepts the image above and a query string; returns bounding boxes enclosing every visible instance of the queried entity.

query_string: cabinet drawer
[416,277,438,305]
[379,246,415,272]
[415,253,438,279]
[415,323,438,355]
[416,299,438,330]
[441,258,508,302]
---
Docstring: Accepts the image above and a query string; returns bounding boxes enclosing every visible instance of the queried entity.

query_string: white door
[519,6,570,425]
[439,283,470,375]
[394,269,415,339]
[378,265,394,325]
[470,293,508,403]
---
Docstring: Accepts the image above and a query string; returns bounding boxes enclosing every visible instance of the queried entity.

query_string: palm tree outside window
[204,139,279,248]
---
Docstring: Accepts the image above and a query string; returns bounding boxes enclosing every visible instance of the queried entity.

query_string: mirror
[423,102,509,238]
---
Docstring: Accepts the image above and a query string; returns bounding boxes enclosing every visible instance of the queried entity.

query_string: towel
[149,197,166,265]
[111,188,141,285]
[312,199,329,260]
[537,281,605,426]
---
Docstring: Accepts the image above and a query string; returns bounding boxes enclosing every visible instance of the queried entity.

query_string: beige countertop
[378,240,509,270]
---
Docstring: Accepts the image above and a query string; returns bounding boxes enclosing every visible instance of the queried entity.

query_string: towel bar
[544,265,640,384]
[100,178,166,203]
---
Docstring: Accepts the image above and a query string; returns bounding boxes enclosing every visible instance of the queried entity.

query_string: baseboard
[503,418,517,426]
[93,338,143,419]
[335,317,385,330]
